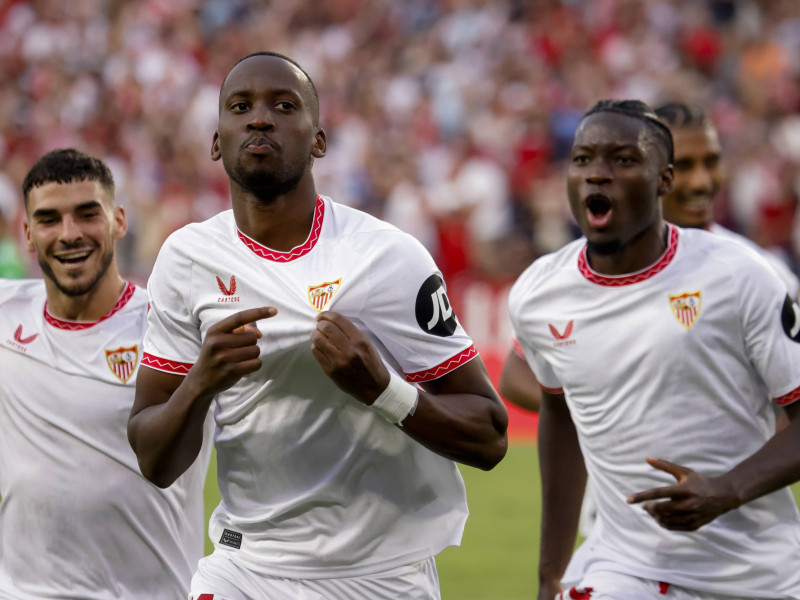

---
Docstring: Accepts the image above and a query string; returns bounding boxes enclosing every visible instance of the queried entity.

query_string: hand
[188,306,277,397]
[310,311,390,404]
[626,457,739,531]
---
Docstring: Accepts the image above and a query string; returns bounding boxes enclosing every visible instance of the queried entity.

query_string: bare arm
[537,389,586,600]
[311,311,508,471]
[128,306,276,487]
[628,400,800,531]
[499,348,542,412]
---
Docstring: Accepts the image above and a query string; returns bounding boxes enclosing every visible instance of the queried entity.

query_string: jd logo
[415,274,457,337]
[781,294,800,342]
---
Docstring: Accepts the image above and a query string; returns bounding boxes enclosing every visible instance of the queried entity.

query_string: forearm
[538,392,586,590]
[128,375,214,488]
[715,403,800,508]
[401,389,508,470]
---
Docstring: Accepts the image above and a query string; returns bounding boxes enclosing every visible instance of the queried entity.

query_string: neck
[587,220,668,276]
[231,177,318,251]
[45,269,127,322]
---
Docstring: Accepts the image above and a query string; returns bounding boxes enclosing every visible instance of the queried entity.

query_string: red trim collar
[44,282,136,331]
[578,225,679,287]
[238,196,325,262]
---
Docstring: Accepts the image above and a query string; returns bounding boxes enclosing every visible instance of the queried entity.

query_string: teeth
[56,251,91,260]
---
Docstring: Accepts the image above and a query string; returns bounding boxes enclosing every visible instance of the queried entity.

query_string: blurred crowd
[2,0,800,287]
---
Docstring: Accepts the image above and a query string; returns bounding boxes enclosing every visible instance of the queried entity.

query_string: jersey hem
[404,345,478,383]
[584,561,798,599]
[141,352,193,375]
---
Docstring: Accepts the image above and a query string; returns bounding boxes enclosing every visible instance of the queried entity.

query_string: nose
[247,105,274,131]
[58,215,84,244]
[687,165,713,194]
[585,158,612,184]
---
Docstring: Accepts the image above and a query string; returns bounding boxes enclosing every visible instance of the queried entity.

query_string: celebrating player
[128,52,508,600]
[0,149,211,598]
[509,100,800,599]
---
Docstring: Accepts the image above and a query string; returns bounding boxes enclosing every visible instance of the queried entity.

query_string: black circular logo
[781,294,800,343]
[415,274,457,337]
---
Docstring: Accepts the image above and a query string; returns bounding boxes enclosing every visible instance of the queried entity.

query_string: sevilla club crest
[308,279,342,312]
[106,345,139,383]
[669,291,701,329]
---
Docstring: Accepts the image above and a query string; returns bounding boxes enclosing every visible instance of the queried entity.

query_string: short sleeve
[507,271,563,393]
[359,231,477,383]
[738,251,800,406]
[141,234,201,375]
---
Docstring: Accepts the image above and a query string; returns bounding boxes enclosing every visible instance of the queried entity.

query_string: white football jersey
[709,222,800,299]
[0,280,211,600]
[509,225,800,597]
[143,196,477,578]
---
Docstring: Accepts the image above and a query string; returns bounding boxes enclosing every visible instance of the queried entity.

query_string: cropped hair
[22,148,114,207]
[220,51,320,123]
[655,102,711,130]
[583,99,674,166]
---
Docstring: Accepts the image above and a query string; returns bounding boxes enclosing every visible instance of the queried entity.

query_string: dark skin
[498,348,541,412]
[128,54,507,487]
[538,111,800,597]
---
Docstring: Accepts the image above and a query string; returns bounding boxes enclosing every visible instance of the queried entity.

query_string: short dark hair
[655,102,712,130]
[220,51,320,123]
[583,100,674,166]
[22,148,115,207]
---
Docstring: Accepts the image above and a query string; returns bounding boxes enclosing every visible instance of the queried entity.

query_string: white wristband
[371,371,419,425]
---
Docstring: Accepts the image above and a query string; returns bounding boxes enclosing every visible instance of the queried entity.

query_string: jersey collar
[237,195,325,263]
[44,281,136,331]
[578,224,679,286]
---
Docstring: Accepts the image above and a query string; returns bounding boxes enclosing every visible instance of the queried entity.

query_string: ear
[311,128,326,159]
[657,165,674,197]
[113,206,127,240]
[211,131,221,161]
[23,221,34,252]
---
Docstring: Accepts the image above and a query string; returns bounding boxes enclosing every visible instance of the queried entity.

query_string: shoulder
[0,278,45,307]
[509,239,584,313]
[161,211,234,255]
[325,197,430,258]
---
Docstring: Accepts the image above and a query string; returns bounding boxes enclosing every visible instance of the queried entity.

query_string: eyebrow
[223,88,304,103]
[32,200,103,219]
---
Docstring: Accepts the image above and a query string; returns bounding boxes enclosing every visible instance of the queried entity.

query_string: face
[567,112,673,254]
[661,124,723,229]
[24,180,126,297]
[212,55,326,198]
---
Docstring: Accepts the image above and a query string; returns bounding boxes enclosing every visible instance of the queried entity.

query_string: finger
[310,340,333,371]
[316,311,361,338]
[628,484,689,504]
[646,457,691,481]
[212,306,277,334]
[314,319,352,351]
[232,322,263,338]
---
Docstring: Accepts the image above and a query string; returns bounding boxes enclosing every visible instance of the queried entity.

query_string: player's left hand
[310,311,390,405]
[626,457,739,531]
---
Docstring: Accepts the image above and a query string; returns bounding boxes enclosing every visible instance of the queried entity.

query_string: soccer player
[509,100,800,600]
[655,101,800,298]
[128,52,508,600]
[0,149,212,599]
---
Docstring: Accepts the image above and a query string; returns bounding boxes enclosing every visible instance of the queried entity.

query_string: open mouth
[54,250,92,265]
[585,194,613,228]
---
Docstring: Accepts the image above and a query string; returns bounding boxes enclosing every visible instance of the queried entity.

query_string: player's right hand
[188,306,277,397]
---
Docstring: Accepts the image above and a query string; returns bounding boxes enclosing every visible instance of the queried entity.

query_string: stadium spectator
[0,206,25,278]
[0,148,212,598]
[3,1,800,286]
[510,100,800,599]
[128,52,507,600]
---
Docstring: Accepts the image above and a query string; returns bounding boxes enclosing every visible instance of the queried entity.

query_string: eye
[230,102,249,113]
[571,155,589,165]
[276,101,296,111]
[616,155,635,165]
